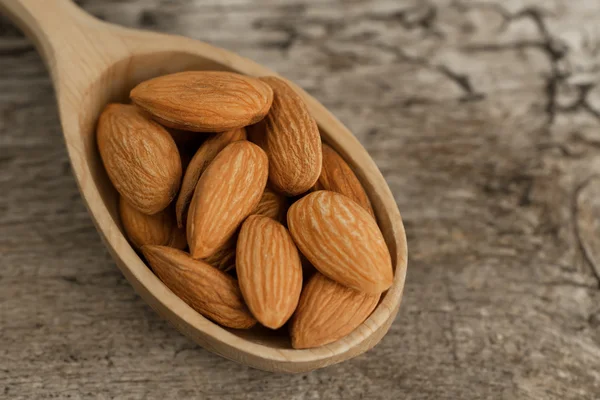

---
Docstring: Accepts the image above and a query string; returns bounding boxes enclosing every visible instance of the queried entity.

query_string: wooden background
[1,0,600,398]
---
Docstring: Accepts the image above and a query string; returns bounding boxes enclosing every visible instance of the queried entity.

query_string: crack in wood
[2,1,600,397]
[556,84,600,121]
[442,268,460,366]
[368,2,443,38]
[573,175,600,289]
[454,3,584,125]
[373,42,483,101]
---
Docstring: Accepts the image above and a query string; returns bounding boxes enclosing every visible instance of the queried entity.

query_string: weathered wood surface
[1,0,600,398]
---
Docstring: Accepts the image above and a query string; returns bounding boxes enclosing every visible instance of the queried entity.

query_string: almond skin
[287,191,393,293]
[130,71,273,132]
[176,128,247,228]
[290,273,380,349]
[187,141,268,259]
[315,144,375,217]
[236,215,302,329]
[252,186,288,223]
[202,180,285,273]
[97,104,182,215]
[141,245,256,329]
[249,77,322,196]
[203,234,237,272]
[119,197,186,251]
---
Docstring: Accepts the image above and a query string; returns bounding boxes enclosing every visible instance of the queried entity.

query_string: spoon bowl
[1,0,408,372]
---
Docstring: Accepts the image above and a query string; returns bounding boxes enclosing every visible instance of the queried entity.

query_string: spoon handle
[0,0,129,84]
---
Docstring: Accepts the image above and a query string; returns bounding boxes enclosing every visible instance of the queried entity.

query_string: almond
[252,186,288,223]
[249,76,322,196]
[201,184,285,273]
[141,245,256,329]
[315,144,375,217]
[187,141,268,259]
[176,128,247,227]
[287,191,393,293]
[130,71,273,132]
[203,235,237,272]
[290,273,379,349]
[119,197,186,251]
[236,215,302,329]
[97,104,181,215]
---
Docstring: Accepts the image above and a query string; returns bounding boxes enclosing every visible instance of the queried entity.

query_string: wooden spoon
[1,0,408,372]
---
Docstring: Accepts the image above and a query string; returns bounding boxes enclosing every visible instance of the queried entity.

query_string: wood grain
[1,0,600,398]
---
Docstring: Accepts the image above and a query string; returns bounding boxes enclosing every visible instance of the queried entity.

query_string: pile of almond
[97,71,393,349]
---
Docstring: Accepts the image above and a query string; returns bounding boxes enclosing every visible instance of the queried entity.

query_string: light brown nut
[236,215,302,329]
[315,144,374,217]
[97,104,182,215]
[202,185,287,272]
[187,141,268,259]
[176,128,247,227]
[249,77,322,196]
[141,245,256,329]
[287,191,393,294]
[290,273,380,349]
[203,234,237,272]
[130,71,273,132]
[119,197,186,251]
[252,186,288,223]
